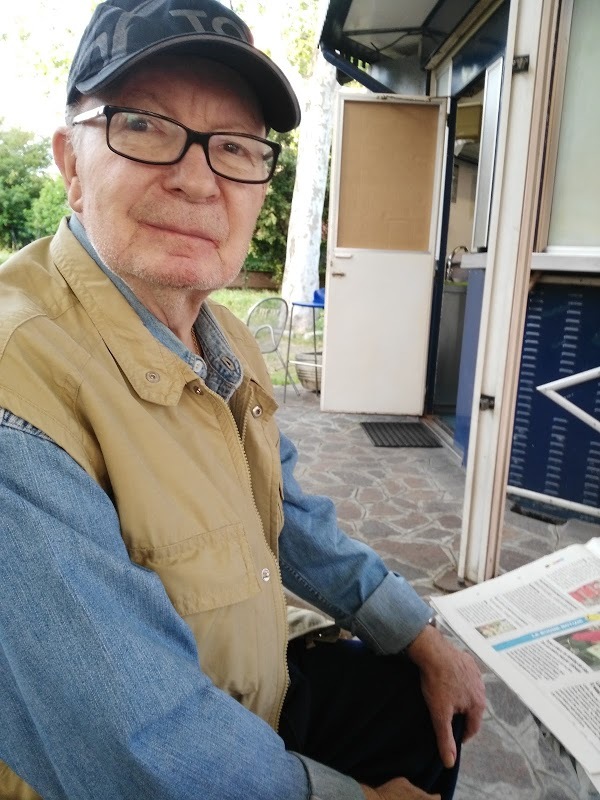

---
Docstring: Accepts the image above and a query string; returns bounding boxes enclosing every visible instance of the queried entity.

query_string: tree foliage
[243,128,329,285]
[280,0,324,80]
[245,131,297,282]
[232,0,320,81]
[232,0,330,286]
[0,126,52,249]
[26,175,70,240]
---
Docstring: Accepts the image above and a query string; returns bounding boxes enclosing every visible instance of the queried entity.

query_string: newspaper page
[431,539,600,790]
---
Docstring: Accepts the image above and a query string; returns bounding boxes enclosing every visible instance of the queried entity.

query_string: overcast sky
[1,1,97,137]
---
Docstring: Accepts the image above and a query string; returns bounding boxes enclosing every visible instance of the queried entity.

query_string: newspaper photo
[431,539,600,791]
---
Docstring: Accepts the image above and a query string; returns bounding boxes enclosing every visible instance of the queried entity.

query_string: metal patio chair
[246,297,299,395]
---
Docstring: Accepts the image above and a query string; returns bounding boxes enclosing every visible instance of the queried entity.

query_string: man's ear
[53,128,83,213]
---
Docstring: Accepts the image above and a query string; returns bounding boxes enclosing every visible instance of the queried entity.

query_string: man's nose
[163,142,220,199]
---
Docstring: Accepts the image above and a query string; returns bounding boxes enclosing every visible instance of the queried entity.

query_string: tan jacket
[0,221,289,798]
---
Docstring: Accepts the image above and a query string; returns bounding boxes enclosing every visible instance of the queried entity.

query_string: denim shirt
[0,217,432,800]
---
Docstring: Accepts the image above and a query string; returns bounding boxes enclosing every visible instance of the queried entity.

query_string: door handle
[331,271,346,277]
[333,252,354,259]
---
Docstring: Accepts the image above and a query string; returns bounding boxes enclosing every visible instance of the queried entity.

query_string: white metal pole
[459,0,561,583]
[507,486,600,520]
[536,366,600,436]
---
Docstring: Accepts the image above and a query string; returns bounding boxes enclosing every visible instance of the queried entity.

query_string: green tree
[0,126,52,249]
[232,0,329,288]
[245,131,298,283]
[26,175,70,239]
[232,0,319,80]
[280,0,336,313]
[280,0,323,80]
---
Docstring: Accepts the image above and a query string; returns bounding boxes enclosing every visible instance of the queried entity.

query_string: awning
[319,0,485,88]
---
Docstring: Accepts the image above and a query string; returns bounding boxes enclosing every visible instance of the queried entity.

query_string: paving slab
[274,386,599,798]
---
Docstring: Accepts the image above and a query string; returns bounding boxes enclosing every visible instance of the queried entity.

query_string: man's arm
[278,431,485,770]
[278,431,432,651]
[0,412,363,800]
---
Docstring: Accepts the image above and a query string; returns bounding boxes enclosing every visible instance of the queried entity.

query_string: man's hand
[406,623,485,769]
[359,777,440,799]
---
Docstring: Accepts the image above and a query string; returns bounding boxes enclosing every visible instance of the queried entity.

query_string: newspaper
[431,539,600,792]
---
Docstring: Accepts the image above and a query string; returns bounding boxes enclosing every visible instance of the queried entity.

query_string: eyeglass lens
[108,110,276,182]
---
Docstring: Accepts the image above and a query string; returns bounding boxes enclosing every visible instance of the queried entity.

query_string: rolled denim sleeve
[278,431,432,654]
[295,755,365,800]
[0,412,312,800]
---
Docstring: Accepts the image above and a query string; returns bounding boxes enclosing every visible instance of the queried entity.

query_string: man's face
[58,56,269,298]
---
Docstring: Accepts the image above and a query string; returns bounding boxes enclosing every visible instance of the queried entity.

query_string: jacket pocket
[129,523,261,616]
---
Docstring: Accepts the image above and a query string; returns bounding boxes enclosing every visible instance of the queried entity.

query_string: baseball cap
[67,0,301,132]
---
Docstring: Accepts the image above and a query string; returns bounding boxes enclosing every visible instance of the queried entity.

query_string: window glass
[548,0,600,247]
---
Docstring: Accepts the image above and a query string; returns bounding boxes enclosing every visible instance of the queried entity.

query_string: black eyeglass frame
[72,104,281,184]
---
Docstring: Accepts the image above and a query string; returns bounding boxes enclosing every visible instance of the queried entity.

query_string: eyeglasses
[72,105,281,184]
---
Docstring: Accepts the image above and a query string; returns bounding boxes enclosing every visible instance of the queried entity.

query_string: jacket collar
[51,218,245,406]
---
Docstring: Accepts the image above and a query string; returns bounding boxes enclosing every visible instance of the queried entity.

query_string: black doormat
[360,421,441,448]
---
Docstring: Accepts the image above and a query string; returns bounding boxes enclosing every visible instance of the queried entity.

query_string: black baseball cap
[67,0,301,132]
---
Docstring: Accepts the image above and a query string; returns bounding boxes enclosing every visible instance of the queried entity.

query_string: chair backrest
[246,296,289,354]
[313,287,325,307]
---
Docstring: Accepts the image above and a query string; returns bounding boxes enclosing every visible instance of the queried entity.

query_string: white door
[321,93,447,414]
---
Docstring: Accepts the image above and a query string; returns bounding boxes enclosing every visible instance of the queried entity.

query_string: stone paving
[273,385,600,800]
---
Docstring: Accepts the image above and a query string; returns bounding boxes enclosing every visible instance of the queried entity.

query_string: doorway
[431,49,505,447]
[322,94,447,414]
[433,77,485,434]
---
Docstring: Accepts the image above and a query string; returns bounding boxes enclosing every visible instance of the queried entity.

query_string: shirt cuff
[293,753,365,800]
[342,572,433,654]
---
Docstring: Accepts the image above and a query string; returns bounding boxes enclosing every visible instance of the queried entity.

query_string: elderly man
[0,1,484,798]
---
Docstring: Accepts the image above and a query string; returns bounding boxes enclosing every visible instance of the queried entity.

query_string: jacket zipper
[201,383,290,731]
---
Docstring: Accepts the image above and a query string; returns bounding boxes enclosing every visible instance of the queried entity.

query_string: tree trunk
[281,49,336,331]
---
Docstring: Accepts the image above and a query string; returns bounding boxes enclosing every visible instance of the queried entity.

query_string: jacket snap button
[261,568,271,582]
[145,371,160,383]
[252,405,263,418]
[193,386,203,395]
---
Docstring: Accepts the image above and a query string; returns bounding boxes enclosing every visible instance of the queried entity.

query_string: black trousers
[279,637,464,799]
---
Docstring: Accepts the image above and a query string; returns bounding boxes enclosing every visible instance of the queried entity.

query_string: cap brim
[73,34,301,133]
